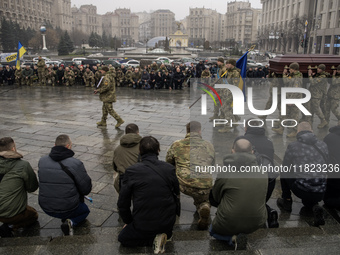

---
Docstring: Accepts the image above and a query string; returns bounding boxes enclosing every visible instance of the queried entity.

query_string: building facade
[226,1,261,47]
[0,0,56,30]
[150,9,176,38]
[71,5,102,35]
[102,8,139,46]
[187,8,226,46]
[259,0,340,55]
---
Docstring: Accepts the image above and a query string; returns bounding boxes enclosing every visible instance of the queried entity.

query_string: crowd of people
[1,119,340,253]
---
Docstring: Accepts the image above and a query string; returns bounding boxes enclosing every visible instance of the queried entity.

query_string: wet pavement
[0,83,340,254]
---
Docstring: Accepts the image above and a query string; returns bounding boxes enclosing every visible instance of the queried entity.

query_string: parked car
[102,59,121,68]
[32,57,50,62]
[72,57,87,65]
[156,57,173,64]
[125,60,140,68]
[108,57,123,61]
[46,60,62,66]
[60,60,74,67]
[81,59,101,68]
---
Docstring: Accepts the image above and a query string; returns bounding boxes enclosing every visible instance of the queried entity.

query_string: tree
[28,31,42,50]
[71,29,88,47]
[88,32,102,48]
[57,37,69,55]
[102,31,109,48]
[46,29,60,50]
[0,18,16,52]
[63,31,74,53]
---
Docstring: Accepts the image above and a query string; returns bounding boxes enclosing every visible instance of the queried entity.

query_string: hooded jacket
[283,131,328,193]
[113,133,142,175]
[0,151,38,218]
[38,146,92,214]
[244,127,274,161]
[210,152,267,236]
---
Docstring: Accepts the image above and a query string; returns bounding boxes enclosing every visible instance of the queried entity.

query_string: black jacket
[118,153,179,233]
[244,127,274,161]
[283,131,328,193]
[38,146,92,214]
[173,71,183,81]
[323,125,340,195]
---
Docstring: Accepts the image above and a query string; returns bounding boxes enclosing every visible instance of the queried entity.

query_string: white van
[72,58,87,65]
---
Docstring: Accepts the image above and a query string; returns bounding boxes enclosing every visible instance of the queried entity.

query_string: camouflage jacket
[95,70,102,80]
[98,73,116,103]
[15,69,22,78]
[226,67,241,85]
[46,69,55,79]
[217,66,227,78]
[269,74,281,94]
[64,70,75,79]
[309,71,328,99]
[83,71,94,80]
[151,64,158,71]
[132,72,141,81]
[116,71,124,81]
[283,71,303,99]
[37,59,45,70]
[125,70,133,82]
[108,70,116,84]
[329,74,340,99]
[166,132,215,189]
[201,70,211,78]
[159,66,168,73]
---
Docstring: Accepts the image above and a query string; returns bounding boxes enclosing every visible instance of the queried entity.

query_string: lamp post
[40,25,48,51]
[82,39,86,56]
[145,38,148,54]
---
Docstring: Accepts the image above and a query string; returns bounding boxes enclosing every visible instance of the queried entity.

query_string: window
[324,35,331,54]
[333,35,340,55]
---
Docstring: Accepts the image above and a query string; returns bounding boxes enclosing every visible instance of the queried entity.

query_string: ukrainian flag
[16,41,27,69]
[236,51,248,101]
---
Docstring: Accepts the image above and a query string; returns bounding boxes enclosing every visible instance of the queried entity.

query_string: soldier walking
[307,64,328,128]
[94,66,124,128]
[325,65,340,122]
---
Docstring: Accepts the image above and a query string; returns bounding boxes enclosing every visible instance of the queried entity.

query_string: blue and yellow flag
[16,41,27,69]
[236,51,248,101]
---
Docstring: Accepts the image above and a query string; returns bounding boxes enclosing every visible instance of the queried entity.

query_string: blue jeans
[209,225,234,246]
[45,203,90,226]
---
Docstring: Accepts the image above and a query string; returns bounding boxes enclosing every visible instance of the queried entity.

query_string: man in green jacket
[113,123,142,193]
[209,138,267,249]
[0,137,39,238]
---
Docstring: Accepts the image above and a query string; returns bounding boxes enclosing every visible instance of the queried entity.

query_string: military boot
[115,118,125,128]
[209,114,219,122]
[197,203,210,230]
[218,126,232,133]
[272,126,284,135]
[97,119,107,127]
[317,119,328,129]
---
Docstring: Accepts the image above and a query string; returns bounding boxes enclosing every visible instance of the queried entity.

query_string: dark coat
[244,127,274,161]
[173,71,183,82]
[118,153,179,233]
[38,146,92,214]
[283,131,328,193]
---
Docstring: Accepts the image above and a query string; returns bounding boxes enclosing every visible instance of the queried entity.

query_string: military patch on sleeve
[104,81,109,86]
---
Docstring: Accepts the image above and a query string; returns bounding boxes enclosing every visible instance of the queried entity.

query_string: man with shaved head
[277,122,328,226]
[209,137,267,248]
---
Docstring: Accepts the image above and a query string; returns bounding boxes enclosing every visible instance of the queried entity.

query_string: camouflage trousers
[325,98,340,121]
[22,77,33,86]
[38,69,45,85]
[180,185,211,211]
[220,92,235,123]
[309,98,326,122]
[102,102,120,121]
[280,105,300,132]
[85,78,94,87]
[65,78,75,86]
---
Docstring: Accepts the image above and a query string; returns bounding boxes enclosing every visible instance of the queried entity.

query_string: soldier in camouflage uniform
[94,66,124,128]
[307,64,329,128]
[46,67,55,86]
[272,62,303,137]
[201,68,211,78]
[108,66,116,85]
[325,65,340,122]
[132,68,142,89]
[124,68,133,87]
[151,62,158,72]
[64,67,75,87]
[83,68,94,87]
[218,59,241,133]
[209,58,227,121]
[259,72,281,124]
[116,68,124,87]
[36,56,46,86]
[14,66,22,86]
[158,64,168,74]
[93,66,102,86]
[166,121,215,230]
[22,65,33,86]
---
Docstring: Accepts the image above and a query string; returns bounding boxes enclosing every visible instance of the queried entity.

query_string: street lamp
[82,39,86,56]
[145,38,148,53]
[40,25,48,51]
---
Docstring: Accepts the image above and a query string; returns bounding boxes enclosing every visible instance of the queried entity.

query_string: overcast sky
[71,0,262,20]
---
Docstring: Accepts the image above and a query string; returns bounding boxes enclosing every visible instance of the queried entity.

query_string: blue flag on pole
[236,51,248,101]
